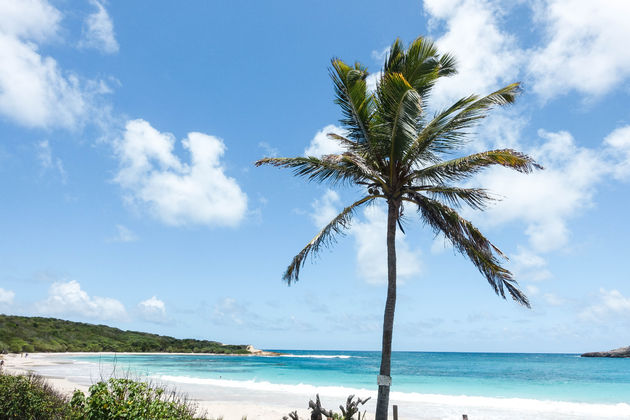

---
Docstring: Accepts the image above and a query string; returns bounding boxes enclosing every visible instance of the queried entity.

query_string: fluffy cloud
[0,0,90,129]
[304,124,346,157]
[115,119,248,227]
[38,280,127,320]
[310,191,422,285]
[580,289,630,322]
[78,0,119,54]
[423,0,523,107]
[0,288,15,305]
[604,125,630,180]
[423,0,630,102]
[0,0,60,42]
[311,189,340,227]
[511,248,552,283]
[138,296,166,322]
[352,205,422,285]
[528,0,630,99]
[469,129,607,253]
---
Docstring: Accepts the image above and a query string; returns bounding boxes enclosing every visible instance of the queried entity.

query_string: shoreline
[2,352,630,420]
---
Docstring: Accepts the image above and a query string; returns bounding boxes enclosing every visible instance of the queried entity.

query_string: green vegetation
[0,372,76,419]
[256,35,539,419]
[0,371,208,419]
[0,314,249,354]
[69,378,204,419]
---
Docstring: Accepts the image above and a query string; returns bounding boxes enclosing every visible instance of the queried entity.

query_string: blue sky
[1,0,629,353]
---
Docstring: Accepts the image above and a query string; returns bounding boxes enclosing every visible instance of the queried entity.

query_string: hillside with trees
[0,314,249,354]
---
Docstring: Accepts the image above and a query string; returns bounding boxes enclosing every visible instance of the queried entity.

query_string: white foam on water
[279,354,353,359]
[158,375,630,418]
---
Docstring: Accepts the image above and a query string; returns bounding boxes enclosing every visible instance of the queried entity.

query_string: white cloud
[115,119,248,227]
[604,125,630,180]
[38,280,127,320]
[309,192,422,285]
[581,289,630,322]
[311,189,340,228]
[423,0,630,103]
[528,0,630,99]
[511,247,552,283]
[138,296,166,322]
[304,124,346,157]
[0,0,60,42]
[469,129,607,253]
[365,71,382,93]
[526,285,539,296]
[0,288,15,305]
[37,140,67,182]
[79,0,119,54]
[423,0,524,107]
[111,224,138,242]
[352,205,422,285]
[0,0,92,129]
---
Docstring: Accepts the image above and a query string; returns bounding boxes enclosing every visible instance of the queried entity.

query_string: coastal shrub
[70,377,206,420]
[0,371,75,419]
[0,371,213,420]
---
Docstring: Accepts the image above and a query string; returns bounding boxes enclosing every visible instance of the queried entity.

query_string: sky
[0,0,629,353]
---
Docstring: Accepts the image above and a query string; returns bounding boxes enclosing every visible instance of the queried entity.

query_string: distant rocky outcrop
[246,345,282,356]
[581,346,630,358]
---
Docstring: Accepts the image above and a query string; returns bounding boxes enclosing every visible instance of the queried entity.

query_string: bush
[70,378,205,420]
[0,372,75,419]
[0,372,208,420]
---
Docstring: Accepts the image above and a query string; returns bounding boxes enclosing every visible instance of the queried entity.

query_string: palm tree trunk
[375,199,398,420]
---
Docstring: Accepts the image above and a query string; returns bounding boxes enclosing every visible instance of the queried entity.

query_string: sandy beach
[2,352,630,420]
[0,353,349,420]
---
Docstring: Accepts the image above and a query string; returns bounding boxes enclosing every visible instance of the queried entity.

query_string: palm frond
[329,60,373,144]
[374,72,423,170]
[406,186,495,210]
[255,156,371,186]
[412,149,541,184]
[283,196,375,284]
[404,83,522,163]
[406,193,530,307]
[383,37,456,100]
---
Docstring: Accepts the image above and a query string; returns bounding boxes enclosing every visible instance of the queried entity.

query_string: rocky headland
[581,345,630,358]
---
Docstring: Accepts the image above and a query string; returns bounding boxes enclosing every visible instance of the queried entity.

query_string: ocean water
[35,351,630,419]
[62,351,630,403]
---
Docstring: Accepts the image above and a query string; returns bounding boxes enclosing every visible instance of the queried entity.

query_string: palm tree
[256,37,540,420]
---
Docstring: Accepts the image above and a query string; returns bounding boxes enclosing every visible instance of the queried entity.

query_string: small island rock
[581,346,630,358]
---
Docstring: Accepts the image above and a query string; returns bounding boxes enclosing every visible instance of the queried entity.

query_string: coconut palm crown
[256,36,541,420]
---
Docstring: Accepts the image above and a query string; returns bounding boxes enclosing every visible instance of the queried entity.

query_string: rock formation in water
[581,345,630,358]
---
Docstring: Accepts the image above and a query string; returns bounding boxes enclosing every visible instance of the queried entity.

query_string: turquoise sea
[65,350,630,403]
[34,350,630,419]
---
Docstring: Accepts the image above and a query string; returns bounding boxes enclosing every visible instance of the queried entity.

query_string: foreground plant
[0,371,75,419]
[257,36,540,419]
[70,378,205,419]
[284,394,370,420]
